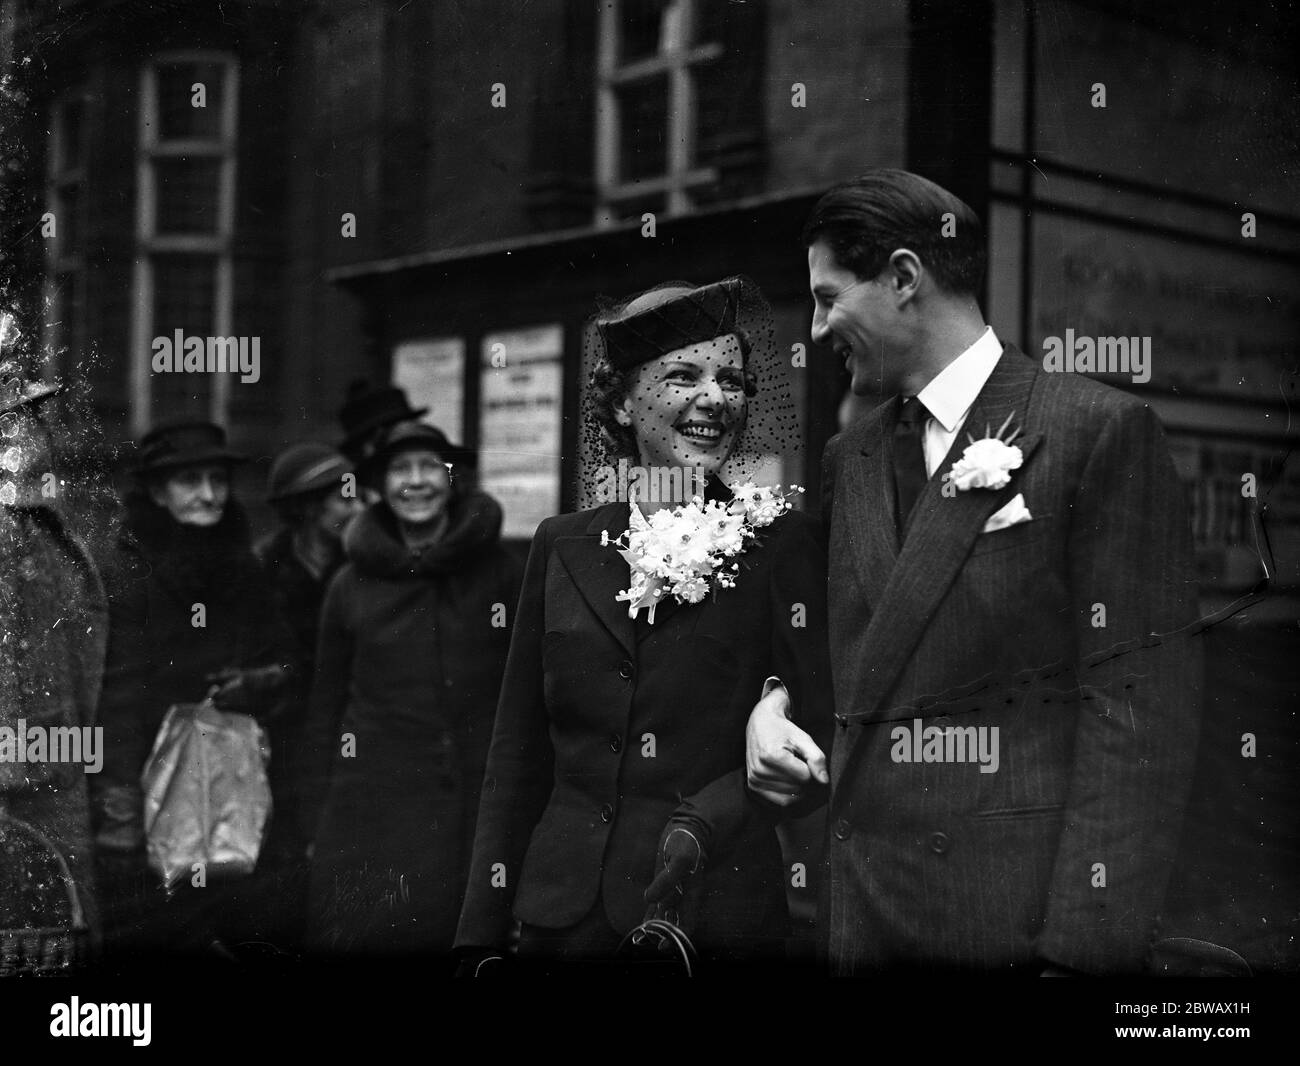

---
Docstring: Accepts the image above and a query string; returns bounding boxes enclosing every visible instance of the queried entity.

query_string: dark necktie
[893,396,931,537]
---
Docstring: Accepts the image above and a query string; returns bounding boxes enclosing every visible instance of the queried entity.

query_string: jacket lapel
[840,402,899,605]
[847,345,1043,725]
[554,504,637,657]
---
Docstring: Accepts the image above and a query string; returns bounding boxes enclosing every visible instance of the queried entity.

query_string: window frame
[43,87,91,375]
[129,50,240,434]
[594,0,724,227]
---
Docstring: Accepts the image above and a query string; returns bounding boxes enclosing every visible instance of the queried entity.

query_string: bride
[455,276,832,968]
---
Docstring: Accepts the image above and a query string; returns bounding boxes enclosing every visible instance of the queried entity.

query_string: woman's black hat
[134,420,248,474]
[359,420,475,482]
[338,380,428,460]
[596,278,743,372]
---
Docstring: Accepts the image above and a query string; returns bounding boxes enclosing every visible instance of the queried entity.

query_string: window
[129,53,238,433]
[594,0,727,225]
[45,90,89,371]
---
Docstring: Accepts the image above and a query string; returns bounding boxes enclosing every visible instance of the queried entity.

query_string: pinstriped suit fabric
[821,346,1202,975]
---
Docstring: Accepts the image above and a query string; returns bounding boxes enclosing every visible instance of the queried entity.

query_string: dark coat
[304,492,521,956]
[455,496,832,962]
[89,496,293,855]
[0,503,107,943]
[254,526,344,857]
[822,345,1202,975]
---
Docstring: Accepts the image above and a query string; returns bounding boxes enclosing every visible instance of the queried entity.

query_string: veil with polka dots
[576,275,800,511]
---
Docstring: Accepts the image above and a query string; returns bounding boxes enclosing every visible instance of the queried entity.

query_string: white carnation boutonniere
[944,411,1024,492]
[602,483,803,623]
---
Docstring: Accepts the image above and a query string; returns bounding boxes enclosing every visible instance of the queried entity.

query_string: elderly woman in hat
[304,420,521,959]
[455,278,832,969]
[90,419,293,957]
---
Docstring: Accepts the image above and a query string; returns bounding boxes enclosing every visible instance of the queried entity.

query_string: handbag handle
[617,917,699,976]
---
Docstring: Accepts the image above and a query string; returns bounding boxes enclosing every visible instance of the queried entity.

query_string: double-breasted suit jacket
[821,345,1202,975]
[456,495,832,959]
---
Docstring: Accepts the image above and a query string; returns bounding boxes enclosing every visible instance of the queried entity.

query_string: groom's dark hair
[801,169,986,296]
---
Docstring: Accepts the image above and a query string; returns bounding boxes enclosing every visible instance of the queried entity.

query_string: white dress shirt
[911,326,1003,477]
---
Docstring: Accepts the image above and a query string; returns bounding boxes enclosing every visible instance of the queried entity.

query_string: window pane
[694,59,730,171]
[155,156,221,234]
[56,183,82,254]
[51,269,85,360]
[696,1,730,45]
[55,97,86,172]
[617,74,667,182]
[156,60,226,141]
[152,253,215,337]
[620,0,670,63]
[150,254,215,420]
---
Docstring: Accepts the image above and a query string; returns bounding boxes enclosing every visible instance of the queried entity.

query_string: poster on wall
[391,336,465,443]
[479,324,563,539]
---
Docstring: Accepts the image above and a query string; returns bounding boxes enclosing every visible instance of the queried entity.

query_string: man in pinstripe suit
[746,170,1202,975]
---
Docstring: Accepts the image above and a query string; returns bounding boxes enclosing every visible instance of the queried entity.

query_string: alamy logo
[1041,329,1150,384]
[593,458,707,504]
[890,718,1000,774]
[0,720,103,773]
[151,330,261,383]
[50,999,151,1046]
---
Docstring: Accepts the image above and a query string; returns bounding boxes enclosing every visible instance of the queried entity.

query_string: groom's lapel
[553,504,636,657]
[841,401,900,605]
[848,346,1043,725]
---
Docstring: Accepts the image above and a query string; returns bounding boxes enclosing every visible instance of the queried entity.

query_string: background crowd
[1,375,519,971]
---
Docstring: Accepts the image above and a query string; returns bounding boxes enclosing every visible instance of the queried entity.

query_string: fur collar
[344,491,503,579]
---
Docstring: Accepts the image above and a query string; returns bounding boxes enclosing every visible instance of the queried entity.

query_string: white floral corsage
[602,483,803,623]
[944,411,1024,492]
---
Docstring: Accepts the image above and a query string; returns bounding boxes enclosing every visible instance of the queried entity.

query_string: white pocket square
[981,492,1032,534]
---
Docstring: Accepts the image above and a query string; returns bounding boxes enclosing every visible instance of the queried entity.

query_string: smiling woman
[454,277,832,972]
[303,419,522,961]
[612,332,750,503]
[580,277,791,510]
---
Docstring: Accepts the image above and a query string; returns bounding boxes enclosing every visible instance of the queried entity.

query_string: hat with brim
[338,381,429,456]
[596,278,745,372]
[1,380,67,418]
[268,442,353,502]
[134,420,248,475]
[359,420,473,482]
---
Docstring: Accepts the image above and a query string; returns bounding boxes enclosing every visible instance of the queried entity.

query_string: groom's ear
[887,248,923,304]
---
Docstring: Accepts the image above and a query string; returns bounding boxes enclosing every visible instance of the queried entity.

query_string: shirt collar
[915,326,1002,433]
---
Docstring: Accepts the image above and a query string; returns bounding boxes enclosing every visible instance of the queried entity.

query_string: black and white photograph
[0,0,1295,1048]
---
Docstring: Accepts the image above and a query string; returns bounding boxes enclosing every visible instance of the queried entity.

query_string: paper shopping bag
[141,700,272,891]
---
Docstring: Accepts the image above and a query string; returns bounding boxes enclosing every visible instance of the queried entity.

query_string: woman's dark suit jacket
[455,498,832,959]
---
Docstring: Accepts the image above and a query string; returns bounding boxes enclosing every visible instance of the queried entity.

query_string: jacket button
[600,803,614,823]
[835,714,848,728]
[618,660,634,681]
[833,819,851,841]
[609,734,622,753]
[929,831,951,855]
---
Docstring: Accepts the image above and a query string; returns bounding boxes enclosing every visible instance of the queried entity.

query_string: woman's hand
[207,665,290,714]
[643,824,705,926]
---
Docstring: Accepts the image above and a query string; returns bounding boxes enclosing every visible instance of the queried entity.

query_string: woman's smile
[620,333,749,481]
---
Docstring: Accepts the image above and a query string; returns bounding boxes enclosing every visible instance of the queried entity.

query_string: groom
[747,170,1202,975]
